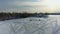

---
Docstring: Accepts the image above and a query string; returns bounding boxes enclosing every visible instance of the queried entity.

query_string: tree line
[0,13,48,20]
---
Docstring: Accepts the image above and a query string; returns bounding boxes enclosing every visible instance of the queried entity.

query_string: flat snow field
[0,15,60,34]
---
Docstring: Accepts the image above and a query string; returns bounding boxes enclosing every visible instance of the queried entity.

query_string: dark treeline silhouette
[0,12,48,21]
[2,12,60,20]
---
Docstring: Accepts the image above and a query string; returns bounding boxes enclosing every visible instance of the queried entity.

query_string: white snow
[0,15,60,34]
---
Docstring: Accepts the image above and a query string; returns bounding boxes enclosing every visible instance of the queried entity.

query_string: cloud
[13,0,40,2]
[0,0,56,12]
[11,0,45,7]
[0,0,48,13]
[0,0,43,7]
[0,0,44,9]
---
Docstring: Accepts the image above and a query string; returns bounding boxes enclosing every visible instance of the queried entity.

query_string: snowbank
[0,15,60,34]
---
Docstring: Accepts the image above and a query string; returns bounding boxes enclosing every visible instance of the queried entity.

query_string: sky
[0,0,60,13]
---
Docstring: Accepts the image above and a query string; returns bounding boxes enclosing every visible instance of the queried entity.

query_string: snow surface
[0,15,60,34]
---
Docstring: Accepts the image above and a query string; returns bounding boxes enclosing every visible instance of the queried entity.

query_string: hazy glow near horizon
[39,0,60,13]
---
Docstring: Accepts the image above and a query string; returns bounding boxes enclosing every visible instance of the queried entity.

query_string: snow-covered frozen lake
[0,15,60,34]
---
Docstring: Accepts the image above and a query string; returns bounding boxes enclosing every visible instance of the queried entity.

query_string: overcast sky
[0,0,60,13]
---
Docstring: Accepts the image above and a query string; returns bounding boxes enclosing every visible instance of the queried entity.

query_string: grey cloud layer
[0,0,43,13]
